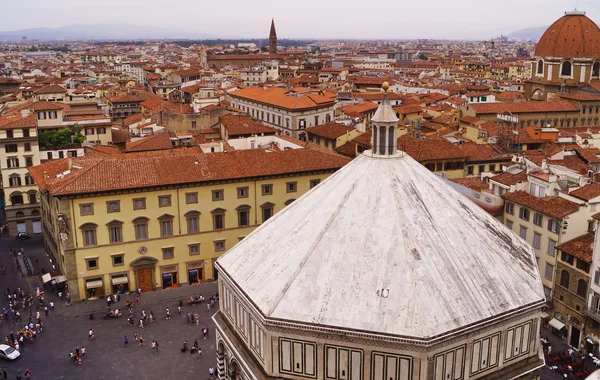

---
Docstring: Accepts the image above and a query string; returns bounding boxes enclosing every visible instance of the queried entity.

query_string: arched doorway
[130,256,158,293]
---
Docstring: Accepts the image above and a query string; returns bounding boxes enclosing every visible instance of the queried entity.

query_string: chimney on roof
[20,109,30,118]
[542,159,548,172]
[43,171,48,179]
[68,157,73,170]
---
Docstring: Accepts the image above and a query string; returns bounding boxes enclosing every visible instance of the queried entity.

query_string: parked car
[0,344,20,360]
[16,232,31,240]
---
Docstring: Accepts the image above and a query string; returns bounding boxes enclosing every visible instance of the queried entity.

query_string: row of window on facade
[36,111,59,120]
[467,163,498,175]
[2,129,33,139]
[9,191,37,206]
[505,202,561,232]
[5,142,33,154]
[78,180,318,217]
[84,247,208,272]
[535,60,600,78]
[234,102,332,129]
[79,205,275,247]
[424,161,465,172]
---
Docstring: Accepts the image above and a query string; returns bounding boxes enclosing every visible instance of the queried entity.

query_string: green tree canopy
[38,124,86,149]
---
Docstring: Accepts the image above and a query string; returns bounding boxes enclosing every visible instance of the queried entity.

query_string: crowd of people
[543,339,596,379]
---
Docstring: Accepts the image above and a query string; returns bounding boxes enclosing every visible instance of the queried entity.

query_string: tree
[418,53,428,61]
[38,124,85,149]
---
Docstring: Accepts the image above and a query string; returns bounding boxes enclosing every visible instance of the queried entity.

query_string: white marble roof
[218,151,545,339]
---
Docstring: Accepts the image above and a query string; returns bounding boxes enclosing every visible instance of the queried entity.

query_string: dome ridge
[535,11,600,58]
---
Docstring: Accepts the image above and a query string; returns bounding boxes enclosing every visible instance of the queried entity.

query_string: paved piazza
[0,235,218,379]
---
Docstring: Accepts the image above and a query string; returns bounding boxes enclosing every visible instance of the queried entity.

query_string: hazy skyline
[3,0,599,39]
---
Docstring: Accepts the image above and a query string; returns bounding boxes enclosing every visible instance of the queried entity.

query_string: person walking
[88,329,95,340]
[133,332,138,342]
[206,303,211,312]
[124,336,129,347]
[49,301,54,311]
[138,335,145,347]
[209,367,215,379]
[24,369,30,380]
[43,306,48,317]
[81,346,86,359]
[165,308,171,320]
[198,347,202,359]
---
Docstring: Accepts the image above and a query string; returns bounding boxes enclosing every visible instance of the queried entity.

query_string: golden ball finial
[382,81,390,92]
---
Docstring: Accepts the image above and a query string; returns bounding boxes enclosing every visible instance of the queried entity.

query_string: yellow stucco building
[29,147,349,301]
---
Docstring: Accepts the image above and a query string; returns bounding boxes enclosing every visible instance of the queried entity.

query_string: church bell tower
[269,19,278,54]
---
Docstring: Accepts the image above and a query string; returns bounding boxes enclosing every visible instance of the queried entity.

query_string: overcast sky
[3,0,600,39]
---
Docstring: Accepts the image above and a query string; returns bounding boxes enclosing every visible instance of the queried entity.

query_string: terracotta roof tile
[125,133,172,152]
[306,122,357,140]
[29,148,350,196]
[490,172,528,186]
[457,142,510,163]
[33,84,68,94]
[556,232,595,263]
[502,191,579,219]
[230,87,335,111]
[220,114,279,137]
[397,135,467,161]
[451,177,490,192]
[569,183,600,201]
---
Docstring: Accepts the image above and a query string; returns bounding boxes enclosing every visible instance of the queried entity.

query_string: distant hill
[0,24,215,41]
[507,26,548,41]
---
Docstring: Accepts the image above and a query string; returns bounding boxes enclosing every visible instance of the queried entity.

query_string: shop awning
[42,273,52,284]
[548,318,565,331]
[541,312,550,319]
[86,280,103,289]
[54,275,67,283]
[111,276,129,285]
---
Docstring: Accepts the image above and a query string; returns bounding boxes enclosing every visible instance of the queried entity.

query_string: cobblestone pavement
[0,235,219,380]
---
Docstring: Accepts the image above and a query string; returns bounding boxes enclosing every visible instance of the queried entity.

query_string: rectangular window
[505,202,514,215]
[133,198,146,210]
[135,222,148,240]
[261,184,273,196]
[7,158,19,168]
[85,128,95,135]
[8,176,21,187]
[533,233,541,249]
[5,144,17,153]
[214,240,225,252]
[506,220,513,230]
[286,182,297,193]
[108,225,122,244]
[489,164,496,171]
[548,239,556,256]
[112,255,124,266]
[238,210,249,227]
[160,220,173,237]
[479,165,485,173]
[519,207,530,221]
[309,179,321,189]
[533,213,543,227]
[158,195,171,207]
[162,248,174,260]
[262,206,273,223]
[212,189,224,201]
[185,192,198,204]
[529,183,537,195]
[97,127,106,134]
[80,203,94,216]
[83,229,97,247]
[37,112,46,120]
[237,187,249,198]
[23,143,31,152]
[519,226,527,240]
[189,244,200,256]
[106,200,120,213]
[25,156,33,167]
[86,258,99,270]
[548,219,559,233]
[213,213,224,230]
[561,251,574,265]
[538,186,546,197]
[467,166,474,175]
[545,263,554,281]
[187,216,199,233]
[49,111,57,119]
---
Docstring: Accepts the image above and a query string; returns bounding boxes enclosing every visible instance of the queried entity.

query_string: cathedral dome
[535,11,600,58]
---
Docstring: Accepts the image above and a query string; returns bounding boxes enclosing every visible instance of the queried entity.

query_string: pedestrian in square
[43,306,48,317]
[133,332,138,342]
[49,301,54,311]
[138,335,145,347]
[198,347,202,359]
[81,346,86,358]
[209,367,215,379]
[124,336,128,347]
